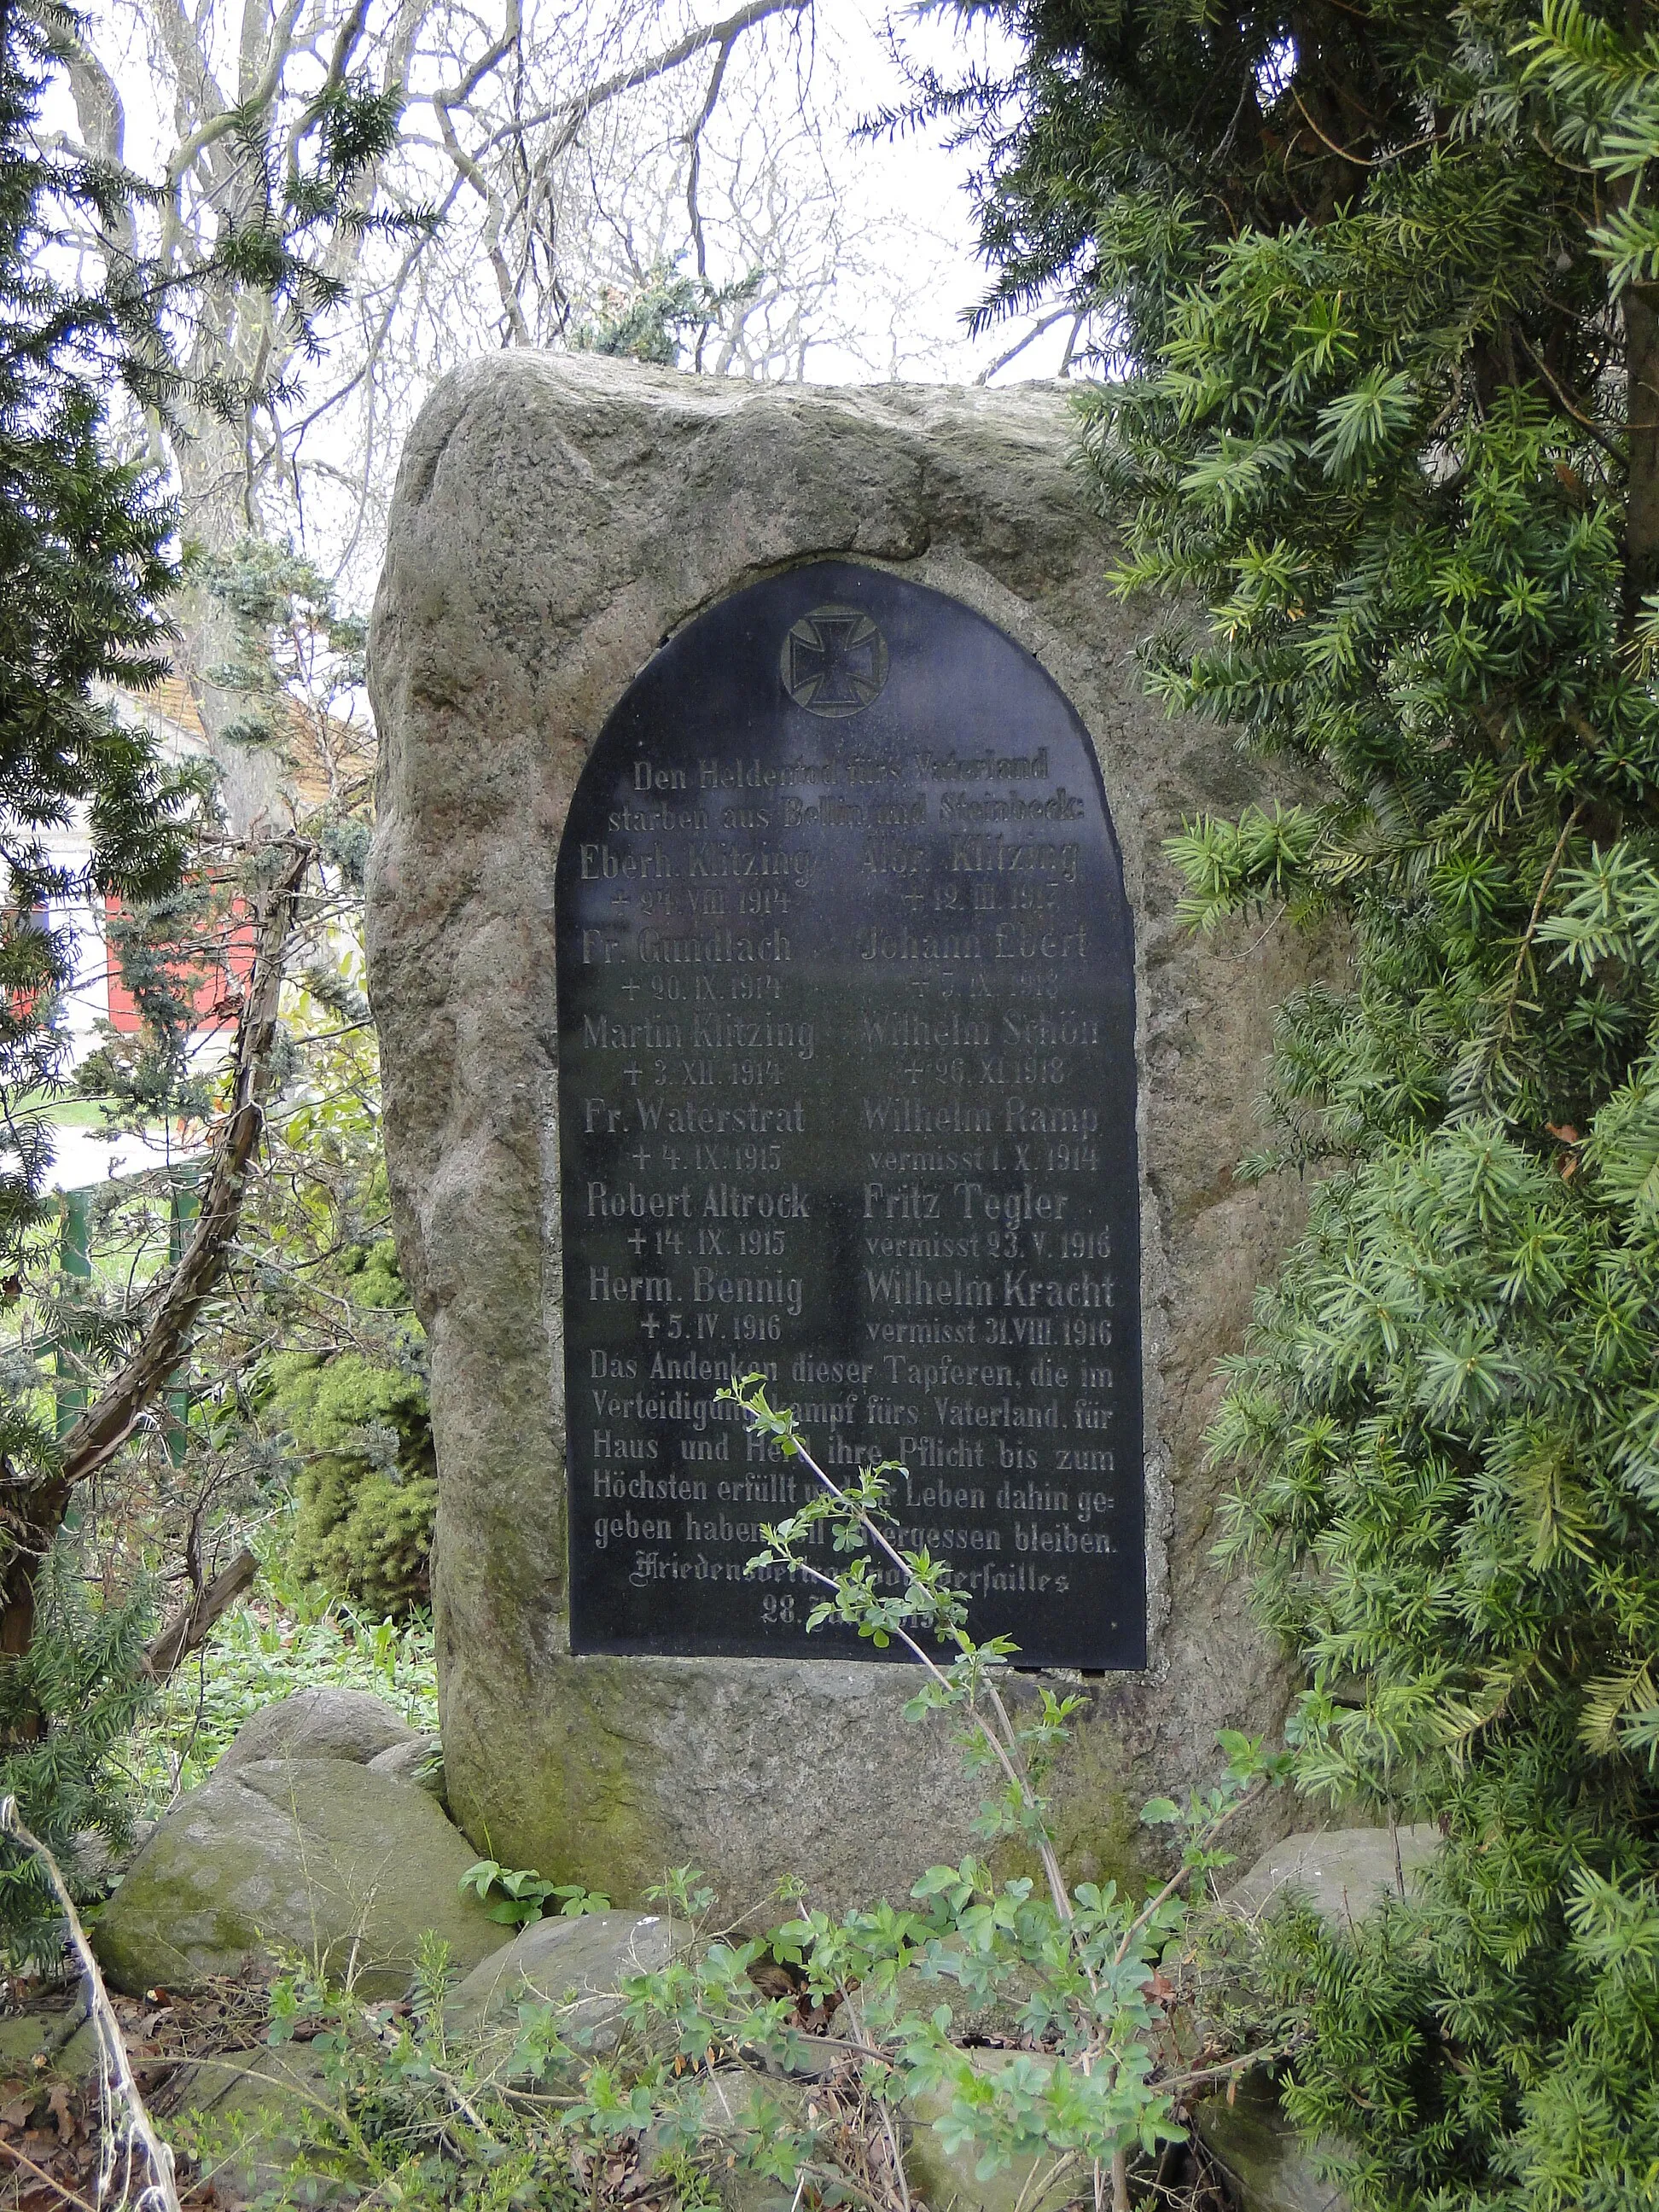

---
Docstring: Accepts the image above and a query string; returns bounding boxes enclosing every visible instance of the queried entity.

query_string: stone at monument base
[167,2042,356,2209]
[1191,2076,1350,2212]
[450,1651,1153,1913]
[369,352,1329,1912]
[1224,1825,1440,1924]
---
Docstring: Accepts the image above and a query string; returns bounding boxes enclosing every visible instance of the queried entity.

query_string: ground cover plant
[131,1579,437,1813]
[168,1380,1295,2212]
[903,1,1659,2203]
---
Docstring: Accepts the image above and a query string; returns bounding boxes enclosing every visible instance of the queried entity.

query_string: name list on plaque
[556,562,1144,1668]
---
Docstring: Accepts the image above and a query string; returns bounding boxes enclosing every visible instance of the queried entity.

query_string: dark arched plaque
[556,562,1143,1668]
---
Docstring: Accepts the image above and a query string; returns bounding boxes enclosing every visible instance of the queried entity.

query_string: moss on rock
[92,1758,505,1997]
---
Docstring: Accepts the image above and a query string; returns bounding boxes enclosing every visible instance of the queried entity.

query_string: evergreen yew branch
[1492,800,1590,1054]
[1008,8,1659,2196]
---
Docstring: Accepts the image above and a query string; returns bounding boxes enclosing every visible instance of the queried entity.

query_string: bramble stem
[0,1796,181,2212]
[740,1399,1076,1926]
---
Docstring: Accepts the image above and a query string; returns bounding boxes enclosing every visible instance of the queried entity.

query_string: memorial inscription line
[569,731,1122,1621]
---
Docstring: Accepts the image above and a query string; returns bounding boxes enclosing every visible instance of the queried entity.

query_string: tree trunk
[171,434,290,838]
[0,840,311,1679]
[1625,280,1659,631]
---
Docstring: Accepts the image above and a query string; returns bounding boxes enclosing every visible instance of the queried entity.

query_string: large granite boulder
[215,1688,416,1777]
[368,353,1329,1911]
[1224,1825,1440,1924]
[92,1758,504,1997]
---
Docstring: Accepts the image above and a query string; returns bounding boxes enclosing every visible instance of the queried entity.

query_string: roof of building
[111,673,370,815]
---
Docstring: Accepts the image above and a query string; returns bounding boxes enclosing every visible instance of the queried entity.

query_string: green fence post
[163,1167,201,1464]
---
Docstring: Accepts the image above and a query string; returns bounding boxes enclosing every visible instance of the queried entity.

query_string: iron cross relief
[780,603,889,718]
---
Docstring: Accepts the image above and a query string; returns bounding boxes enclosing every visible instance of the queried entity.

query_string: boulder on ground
[639,2071,806,2212]
[1224,1825,1439,1924]
[0,2011,97,2080]
[166,2040,356,2207]
[1193,1827,1426,2211]
[365,1732,445,1796]
[215,1688,416,1777]
[903,2052,1073,2212]
[70,1818,156,1891]
[447,1909,680,2056]
[92,1758,504,1998]
[1190,2075,1349,2212]
[884,1937,1039,2049]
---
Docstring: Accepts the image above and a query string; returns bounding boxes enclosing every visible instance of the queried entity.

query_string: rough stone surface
[1225,1826,1440,1925]
[215,1689,416,1777]
[1189,1832,1424,2212]
[365,1732,445,1796]
[905,2053,1074,2212]
[70,1817,156,1889]
[639,2074,805,2212]
[91,1758,504,1996]
[448,1908,680,2058]
[1191,2077,1350,2212]
[0,2013,97,2079]
[368,353,1330,1912]
[166,2041,358,2207]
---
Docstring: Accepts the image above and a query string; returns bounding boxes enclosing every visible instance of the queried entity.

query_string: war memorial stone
[368,355,1323,1911]
[557,564,1143,1668]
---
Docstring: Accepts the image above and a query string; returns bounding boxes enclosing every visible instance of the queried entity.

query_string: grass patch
[130,1551,437,1815]
[16,1087,128,1131]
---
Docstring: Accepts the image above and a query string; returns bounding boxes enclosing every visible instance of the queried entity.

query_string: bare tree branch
[975,305,1071,386]
[166,0,306,191]
[58,838,314,1489]
[145,1546,258,1679]
[686,28,738,287]
[434,98,533,343]
[473,0,810,162]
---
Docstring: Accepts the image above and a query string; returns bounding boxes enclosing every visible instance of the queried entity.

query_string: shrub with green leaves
[273,1236,436,1620]
[0,1544,154,1963]
[457,1860,609,1926]
[916,1,1659,2203]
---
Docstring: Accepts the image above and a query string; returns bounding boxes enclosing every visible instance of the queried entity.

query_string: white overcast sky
[797,0,1077,387]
